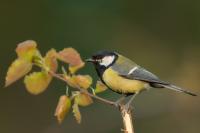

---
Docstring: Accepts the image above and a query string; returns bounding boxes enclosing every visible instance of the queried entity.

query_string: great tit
[86,51,197,107]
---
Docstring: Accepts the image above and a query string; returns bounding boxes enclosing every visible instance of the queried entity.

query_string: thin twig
[49,71,116,106]
[49,71,134,133]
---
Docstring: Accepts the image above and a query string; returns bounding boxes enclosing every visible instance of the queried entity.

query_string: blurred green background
[0,0,200,133]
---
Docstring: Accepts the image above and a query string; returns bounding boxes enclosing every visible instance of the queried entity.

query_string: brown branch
[120,106,134,133]
[49,71,135,133]
[49,71,116,106]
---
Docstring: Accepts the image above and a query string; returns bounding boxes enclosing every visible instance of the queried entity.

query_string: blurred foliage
[0,0,200,133]
[4,40,107,126]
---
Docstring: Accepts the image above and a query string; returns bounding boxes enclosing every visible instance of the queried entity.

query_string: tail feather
[156,84,197,96]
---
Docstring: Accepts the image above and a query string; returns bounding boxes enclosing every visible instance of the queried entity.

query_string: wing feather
[110,55,196,96]
[124,67,169,85]
[111,54,169,85]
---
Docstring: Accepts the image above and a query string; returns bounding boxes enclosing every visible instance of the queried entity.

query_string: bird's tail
[157,84,197,96]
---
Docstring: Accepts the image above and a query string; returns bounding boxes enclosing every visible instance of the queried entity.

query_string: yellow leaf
[72,103,81,124]
[57,48,84,66]
[64,75,92,89]
[94,81,108,94]
[57,48,85,73]
[5,59,32,87]
[44,49,58,72]
[64,75,77,88]
[54,95,71,124]
[24,72,52,95]
[75,92,93,107]
[74,75,92,89]
[15,40,38,61]
[68,63,85,74]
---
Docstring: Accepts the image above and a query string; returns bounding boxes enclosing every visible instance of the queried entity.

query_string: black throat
[93,54,118,84]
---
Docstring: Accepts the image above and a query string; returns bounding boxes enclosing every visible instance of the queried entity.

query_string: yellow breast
[102,68,148,94]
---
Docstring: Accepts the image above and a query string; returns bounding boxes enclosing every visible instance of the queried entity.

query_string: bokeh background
[0,0,200,133]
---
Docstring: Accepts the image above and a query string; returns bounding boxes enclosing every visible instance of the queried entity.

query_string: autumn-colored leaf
[54,95,71,124]
[74,75,92,89]
[94,81,108,94]
[64,75,78,88]
[57,48,85,73]
[64,75,92,89]
[57,48,84,66]
[68,64,84,74]
[44,49,58,72]
[72,103,81,124]
[24,72,52,95]
[16,40,39,61]
[5,59,32,87]
[75,92,93,107]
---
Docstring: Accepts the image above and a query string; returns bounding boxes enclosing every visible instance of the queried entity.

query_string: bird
[86,50,197,108]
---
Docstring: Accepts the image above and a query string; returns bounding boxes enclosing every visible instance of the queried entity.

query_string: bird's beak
[85,58,95,63]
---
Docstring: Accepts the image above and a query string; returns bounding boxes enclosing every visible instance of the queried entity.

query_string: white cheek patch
[100,55,115,67]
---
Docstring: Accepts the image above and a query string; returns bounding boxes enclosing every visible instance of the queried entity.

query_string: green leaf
[54,95,71,124]
[72,103,81,124]
[5,59,32,87]
[16,40,39,61]
[57,48,85,74]
[75,92,93,107]
[94,81,108,94]
[24,72,52,95]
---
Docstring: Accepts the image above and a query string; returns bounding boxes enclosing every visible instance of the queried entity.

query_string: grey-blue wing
[111,54,169,86]
[120,67,169,85]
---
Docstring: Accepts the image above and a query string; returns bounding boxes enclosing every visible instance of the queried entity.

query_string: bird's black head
[86,50,118,67]
[86,50,118,77]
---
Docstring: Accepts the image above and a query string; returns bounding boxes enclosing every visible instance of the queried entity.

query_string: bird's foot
[114,100,122,108]
[123,92,138,111]
[114,96,125,108]
[124,102,133,111]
